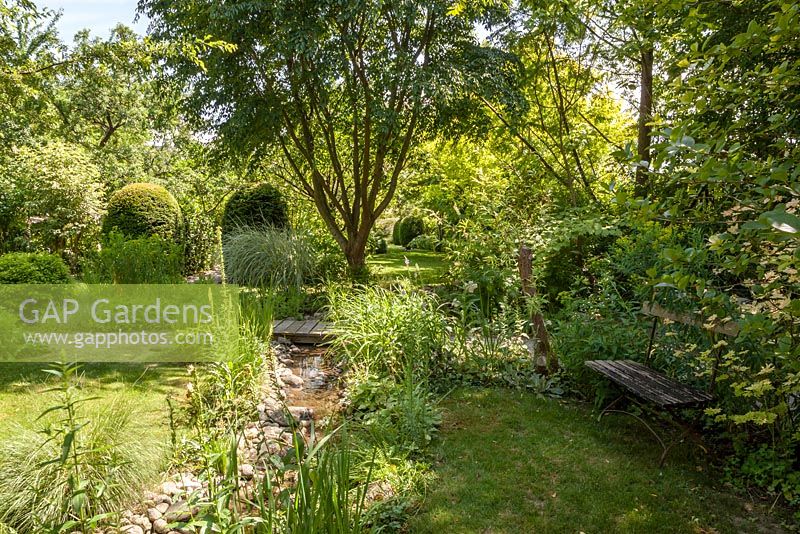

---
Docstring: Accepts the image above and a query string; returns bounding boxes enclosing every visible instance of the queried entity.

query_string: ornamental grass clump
[0,364,164,532]
[328,284,447,382]
[222,227,315,290]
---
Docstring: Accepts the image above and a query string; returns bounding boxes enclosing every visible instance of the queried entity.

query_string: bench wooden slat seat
[585,359,713,408]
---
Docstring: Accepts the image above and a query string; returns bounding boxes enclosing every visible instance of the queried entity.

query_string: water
[284,346,340,421]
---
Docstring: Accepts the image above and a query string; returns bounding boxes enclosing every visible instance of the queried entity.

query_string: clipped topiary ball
[392,216,425,248]
[221,183,289,234]
[0,252,71,284]
[102,183,183,241]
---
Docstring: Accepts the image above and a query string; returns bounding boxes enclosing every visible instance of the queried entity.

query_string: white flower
[404,256,411,267]
[465,281,478,294]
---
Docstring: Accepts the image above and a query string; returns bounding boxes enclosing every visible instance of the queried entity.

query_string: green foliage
[83,233,184,284]
[407,234,439,252]
[0,252,71,284]
[392,216,425,248]
[102,182,184,242]
[183,211,221,275]
[446,211,522,320]
[191,427,372,533]
[0,141,104,260]
[221,182,289,235]
[348,371,441,457]
[328,285,447,382]
[369,235,388,255]
[526,208,620,307]
[0,363,163,532]
[222,227,315,290]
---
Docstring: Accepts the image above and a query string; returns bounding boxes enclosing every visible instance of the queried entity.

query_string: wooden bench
[586,301,739,465]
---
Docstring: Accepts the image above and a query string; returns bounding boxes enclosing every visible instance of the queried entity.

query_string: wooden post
[518,245,557,374]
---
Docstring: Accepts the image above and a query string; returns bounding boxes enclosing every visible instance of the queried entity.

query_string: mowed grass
[0,362,187,440]
[367,245,449,285]
[410,388,791,534]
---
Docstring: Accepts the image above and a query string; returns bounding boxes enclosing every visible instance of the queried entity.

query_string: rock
[152,518,170,534]
[239,463,255,479]
[165,501,200,523]
[281,373,304,388]
[290,345,301,354]
[288,406,313,421]
[156,502,170,514]
[276,336,291,345]
[120,526,145,534]
[259,398,288,425]
[147,507,163,522]
[154,494,173,505]
[161,481,180,496]
[130,515,151,532]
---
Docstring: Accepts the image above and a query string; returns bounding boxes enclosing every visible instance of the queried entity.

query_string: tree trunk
[518,245,557,374]
[635,47,654,196]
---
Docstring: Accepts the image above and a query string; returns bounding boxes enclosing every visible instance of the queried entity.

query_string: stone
[154,494,172,505]
[147,507,163,522]
[281,373,304,388]
[288,406,313,421]
[156,502,170,514]
[165,501,200,523]
[120,526,145,534]
[152,518,170,534]
[161,481,180,496]
[239,463,255,479]
[130,515,151,532]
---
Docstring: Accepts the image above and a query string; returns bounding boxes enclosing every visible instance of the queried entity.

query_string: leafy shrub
[369,235,388,255]
[392,216,425,248]
[221,182,289,235]
[183,210,221,275]
[407,234,439,251]
[328,284,447,382]
[0,252,71,284]
[446,214,521,320]
[222,227,315,289]
[0,141,104,261]
[351,375,441,455]
[83,233,184,284]
[102,183,184,242]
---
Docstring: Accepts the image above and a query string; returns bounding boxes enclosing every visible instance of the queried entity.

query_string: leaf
[761,209,800,234]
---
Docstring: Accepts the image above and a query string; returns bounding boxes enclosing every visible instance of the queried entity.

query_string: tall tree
[139,0,520,274]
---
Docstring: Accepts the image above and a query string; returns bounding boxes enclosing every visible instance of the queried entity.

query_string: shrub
[392,216,425,248]
[407,234,438,251]
[184,211,221,275]
[221,182,289,235]
[83,233,184,284]
[369,235,388,255]
[222,227,314,289]
[102,183,184,241]
[0,141,104,260]
[0,252,71,284]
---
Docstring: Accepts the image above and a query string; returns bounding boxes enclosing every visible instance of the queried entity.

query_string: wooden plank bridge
[272,318,333,344]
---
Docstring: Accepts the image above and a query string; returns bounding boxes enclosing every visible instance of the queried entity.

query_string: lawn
[0,362,186,440]
[410,388,790,534]
[367,245,449,285]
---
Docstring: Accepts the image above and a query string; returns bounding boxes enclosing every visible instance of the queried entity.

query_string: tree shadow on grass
[0,362,187,395]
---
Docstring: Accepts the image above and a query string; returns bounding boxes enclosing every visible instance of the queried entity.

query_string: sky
[36,0,149,41]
